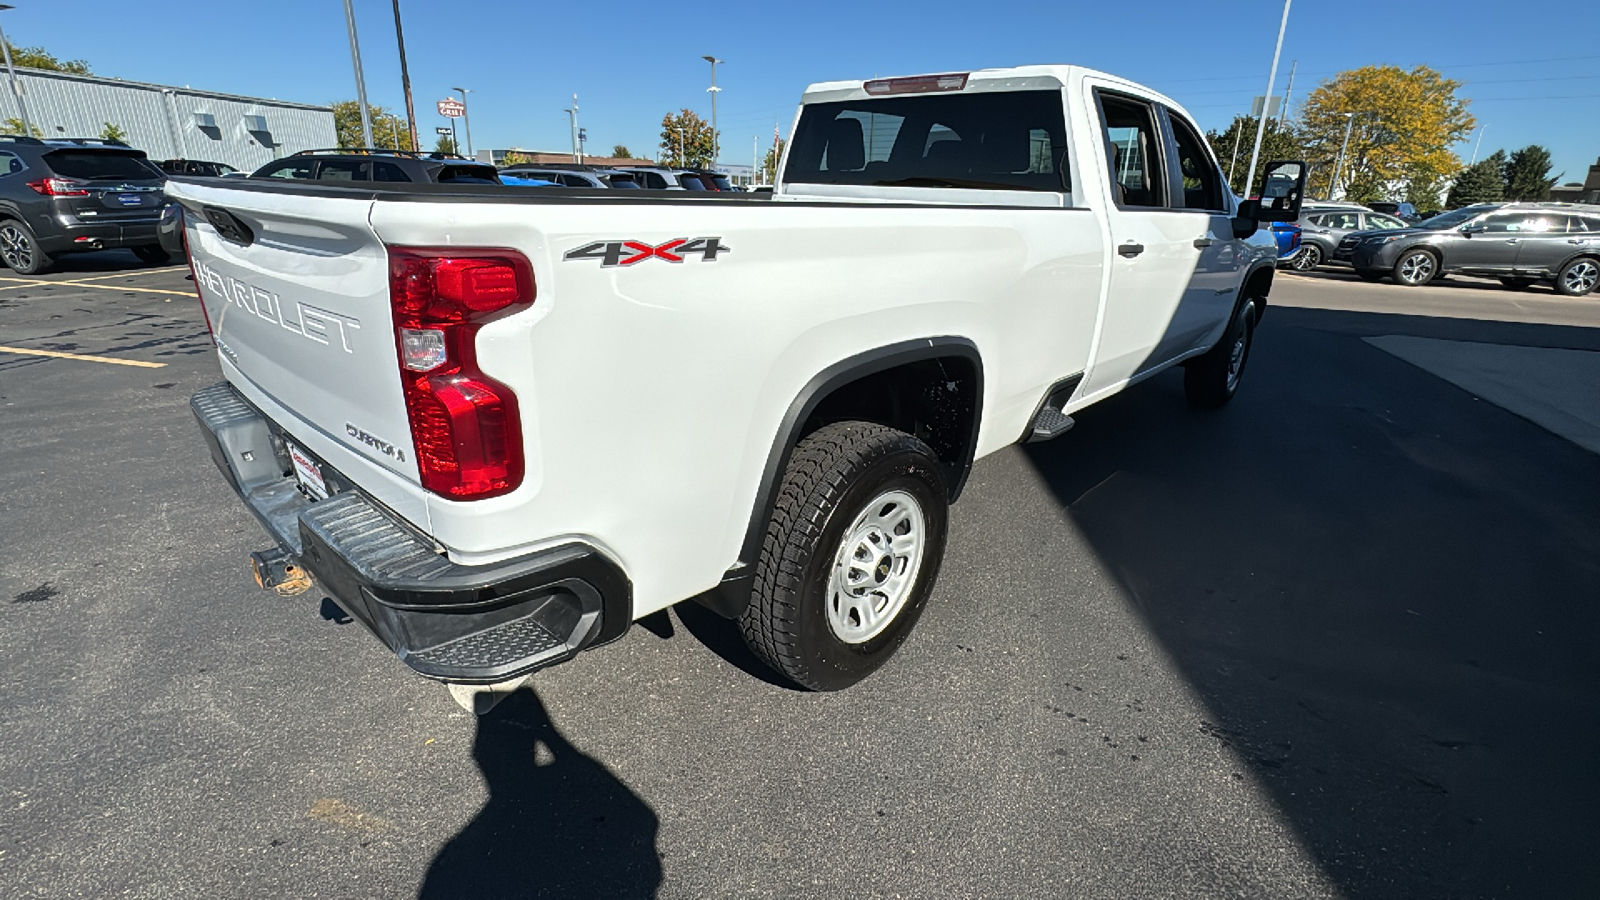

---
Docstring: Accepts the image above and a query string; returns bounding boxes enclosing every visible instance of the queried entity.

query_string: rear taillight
[26,177,90,196]
[387,247,535,500]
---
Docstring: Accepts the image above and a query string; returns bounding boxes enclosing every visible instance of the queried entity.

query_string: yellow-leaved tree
[1299,65,1474,204]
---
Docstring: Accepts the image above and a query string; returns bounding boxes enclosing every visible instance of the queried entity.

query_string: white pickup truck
[167,65,1304,693]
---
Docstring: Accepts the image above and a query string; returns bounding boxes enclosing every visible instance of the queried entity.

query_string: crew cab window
[1166,111,1222,211]
[1097,93,1164,207]
[785,89,1069,192]
[256,160,314,180]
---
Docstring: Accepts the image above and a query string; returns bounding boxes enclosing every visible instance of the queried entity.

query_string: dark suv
[250,148,500,184]
[1335,203,1600,295]
[0,136,169,274]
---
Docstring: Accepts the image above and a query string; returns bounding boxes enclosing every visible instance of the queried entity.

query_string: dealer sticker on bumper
[288,442,329,501]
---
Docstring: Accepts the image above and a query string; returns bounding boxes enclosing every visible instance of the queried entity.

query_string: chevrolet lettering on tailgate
[193,257,362,352]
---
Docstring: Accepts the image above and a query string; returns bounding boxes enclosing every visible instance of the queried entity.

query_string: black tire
[1184,299,1257,409]
[0,219,52,275]
[132,245,171,264]
[1355,269,1384,282]
[1555,257,1599,297]
[1393,249,1438,286]
[739,421,949,691]
[1289,243,1322,272]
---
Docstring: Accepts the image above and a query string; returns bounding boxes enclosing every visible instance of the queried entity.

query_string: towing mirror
[1256,160,1306,222]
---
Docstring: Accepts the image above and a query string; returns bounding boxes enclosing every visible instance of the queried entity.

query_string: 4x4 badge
[564,237,729,267]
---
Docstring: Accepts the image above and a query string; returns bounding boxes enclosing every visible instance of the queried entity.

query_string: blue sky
[9,0,1598,183]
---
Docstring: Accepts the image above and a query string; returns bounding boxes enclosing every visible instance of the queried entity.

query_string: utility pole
[1279,59,1297,126]
[0,5,34,138]
[752,134,757,187]
[1470,125,1487,164]
[1330,112,1357,200]
[703,56,723,168]
[564,107,578,163]
[391,0,419,150]
[341,0,374,148]
[1229,123,1243,189]
[1243,0,1291,201]
[451,87,472,158]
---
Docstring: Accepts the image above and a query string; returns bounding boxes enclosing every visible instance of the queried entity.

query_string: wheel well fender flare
[692,337,983,618]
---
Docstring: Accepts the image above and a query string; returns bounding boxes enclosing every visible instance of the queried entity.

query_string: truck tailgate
[170,181,418,487]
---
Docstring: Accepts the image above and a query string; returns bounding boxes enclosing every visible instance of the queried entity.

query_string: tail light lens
[27,177,91,196]
[387,247,535,500]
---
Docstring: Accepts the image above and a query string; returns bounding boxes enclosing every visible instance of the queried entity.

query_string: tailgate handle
[202,206,255,247]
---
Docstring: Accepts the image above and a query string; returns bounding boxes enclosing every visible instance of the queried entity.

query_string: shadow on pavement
[26,248,178,275]
[419,688,661,899]
[1022,306,1600,897]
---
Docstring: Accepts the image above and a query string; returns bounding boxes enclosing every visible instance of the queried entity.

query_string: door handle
[1505,239,1520,245]
[1119,242,1145,258]
[1193,237,1214,248]
[1571,239,1587,245]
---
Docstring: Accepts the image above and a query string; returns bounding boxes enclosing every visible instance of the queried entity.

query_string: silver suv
[1336,202,1600,295]
[1288,203,1408,272]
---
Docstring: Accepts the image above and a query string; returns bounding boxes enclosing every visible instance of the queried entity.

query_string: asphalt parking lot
[2,255,1598,899]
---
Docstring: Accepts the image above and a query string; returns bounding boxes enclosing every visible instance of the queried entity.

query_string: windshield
[45,150,164,181]
[1417,207,1490,230]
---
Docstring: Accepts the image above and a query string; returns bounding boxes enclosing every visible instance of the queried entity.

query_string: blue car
[1269,221,1302,265]
[499,174,558,187]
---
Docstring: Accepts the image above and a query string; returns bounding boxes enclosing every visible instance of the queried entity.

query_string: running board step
[1028,407,1075,442]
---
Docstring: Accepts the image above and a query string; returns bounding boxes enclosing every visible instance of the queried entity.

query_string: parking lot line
[60,267,188,283]
[0,345,167,368]
[0,275,191,297]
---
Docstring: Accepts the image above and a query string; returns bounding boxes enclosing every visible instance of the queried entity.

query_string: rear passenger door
[1511,214,1578,275]
[1080,88,1223,396]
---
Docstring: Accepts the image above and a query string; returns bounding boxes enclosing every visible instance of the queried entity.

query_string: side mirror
[1255,160,1306,221]
[1231,201,1260,239]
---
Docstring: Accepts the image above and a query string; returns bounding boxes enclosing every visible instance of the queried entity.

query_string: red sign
[436,98,465,118]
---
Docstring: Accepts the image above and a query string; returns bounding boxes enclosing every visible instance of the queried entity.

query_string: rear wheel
[1556,258,1599,297]
[132,245,171,264]
[1393,249,1438,286]
[739,421,949,691]
[1184,299,1257,409]
[1290,244,1322,272]
[0,219,51,275]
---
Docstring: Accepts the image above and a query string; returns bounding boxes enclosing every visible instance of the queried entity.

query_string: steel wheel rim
[1400,253,1433,284]
[0,225,31,270]
[827,489,927,644]
[1565,261,1598,293]
[1293,245,1321,271]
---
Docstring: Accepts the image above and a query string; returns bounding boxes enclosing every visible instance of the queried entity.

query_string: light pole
[563,108,578,163]
[341,0,374,148]
[702,55,723,168]
[1329,112,1366,200]
[0,5,33,138]
[1242,0,1291,201]
[1469,125,1488,164]
[451,86,472,159]
[391,0,419,151]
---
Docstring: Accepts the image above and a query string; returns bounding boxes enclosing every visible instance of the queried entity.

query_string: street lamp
[563,108,578,163]
[451,86,472,158]
[341,0,374,148]
[1242,0,1291,202]
[1329,111,1376,200]
[0,4,36,137]
[702,55,723,168]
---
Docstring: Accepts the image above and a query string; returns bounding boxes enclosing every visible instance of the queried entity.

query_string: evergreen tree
[1502,145,1558,201]
[1204,116,1305,197]
[1446,150,1507,208]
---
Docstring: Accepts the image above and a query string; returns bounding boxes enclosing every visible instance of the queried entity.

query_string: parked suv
[0,135,169,274]
[1289,203,1408,272]
[1335,202,1600,294]
[158,159,238,178]
[250,149,500,184]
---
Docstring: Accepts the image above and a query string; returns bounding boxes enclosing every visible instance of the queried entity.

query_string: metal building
[2,66,336,172]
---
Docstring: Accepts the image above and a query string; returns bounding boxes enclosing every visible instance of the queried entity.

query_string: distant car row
[1282,198,1600,296]
[240,149,759,193]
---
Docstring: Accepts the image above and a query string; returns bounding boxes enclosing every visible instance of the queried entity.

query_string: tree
[1447,150,1507,208]
[1,118,41,138]
[1300,66,1474,203]
[659,109,716,169]
[331,100,412,150]
[6,42,89,75]
[1204,115,1305,198]
[502,150,535,167]
[99,122,127,143]
[1404,175,1447,212]
[611,144,633,159]
[433,133,458,156]
[761,138,787,185]
[1503,145,1558,202]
